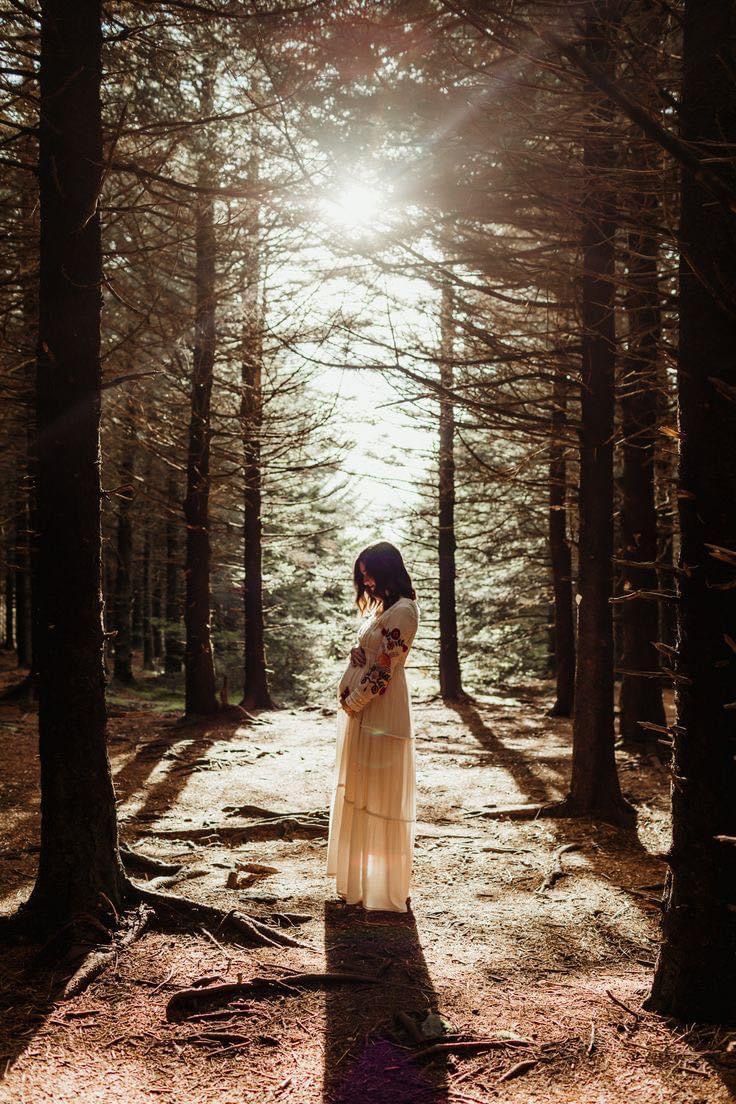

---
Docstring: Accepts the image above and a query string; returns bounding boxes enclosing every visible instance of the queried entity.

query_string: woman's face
[358,561,376,595]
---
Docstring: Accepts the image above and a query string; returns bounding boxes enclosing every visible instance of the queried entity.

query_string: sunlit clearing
[322,181,385,232]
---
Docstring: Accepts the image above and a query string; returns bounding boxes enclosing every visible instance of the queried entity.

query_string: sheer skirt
[327,666,416,912]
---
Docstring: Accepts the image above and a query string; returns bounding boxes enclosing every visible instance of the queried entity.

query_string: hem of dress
[335,893,410,914]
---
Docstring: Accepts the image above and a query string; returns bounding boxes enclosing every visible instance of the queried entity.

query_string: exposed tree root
[144,868,208,891]
[174,705,253,727]
[547,702,572,718]
[544,796,637,829]
[119,842,183,877]
[223,804,326,819]
[59,902,154,1000]
[125,881,313,950]
[257,912,312,928]
[440,691,474,706]
[166,971,379,1022]
[469,797,637,828]
[0,899,49,944]
[468,803,557,821]
[144,811,329,845]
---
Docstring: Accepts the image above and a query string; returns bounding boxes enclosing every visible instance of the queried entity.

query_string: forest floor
[0,658,734,1104]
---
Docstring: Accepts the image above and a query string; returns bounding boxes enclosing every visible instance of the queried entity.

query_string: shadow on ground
[445,697,560,806]
[0,945,59,1078]
[323,899,448,1104]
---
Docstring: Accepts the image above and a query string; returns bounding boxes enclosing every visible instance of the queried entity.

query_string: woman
[326,541,419,913]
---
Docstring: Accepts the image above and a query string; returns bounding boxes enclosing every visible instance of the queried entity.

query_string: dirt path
[0,676,734,1104]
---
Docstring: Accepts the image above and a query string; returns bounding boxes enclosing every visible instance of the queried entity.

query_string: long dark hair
[353,541,416,614]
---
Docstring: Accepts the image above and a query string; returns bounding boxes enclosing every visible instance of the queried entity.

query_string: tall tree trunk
[165,474,184,674]
[103,549,114,676]
[240,149,273,711]
[548,371,575,716]
[647,0,736,1021]
[152,563,164,664]
[14,488,32,667]
[113,426,135,685]
[183,81,219,717]
[437,280,464,701]
[617,4,666,747]
[562,1,634,825]
[655,365,677,652]
[142,526,155,671]
[25,0,125,926]
[618,191,666,745]
[4,556,14,650]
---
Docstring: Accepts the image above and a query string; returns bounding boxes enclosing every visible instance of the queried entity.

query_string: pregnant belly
[337,648,381,700]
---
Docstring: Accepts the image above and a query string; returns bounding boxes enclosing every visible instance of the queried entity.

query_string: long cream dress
[326,596,419,912]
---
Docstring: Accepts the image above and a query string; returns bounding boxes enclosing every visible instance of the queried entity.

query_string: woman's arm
[341,603,417,715]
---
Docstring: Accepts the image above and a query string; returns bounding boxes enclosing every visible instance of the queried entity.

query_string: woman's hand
[350,646,366,668]
[340,699,357,716]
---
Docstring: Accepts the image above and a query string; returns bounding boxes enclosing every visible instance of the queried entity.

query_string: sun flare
[322,181,385,232]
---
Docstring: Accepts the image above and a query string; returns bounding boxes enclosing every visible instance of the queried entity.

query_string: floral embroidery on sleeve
[354,624,409,698]
[342,603,418,715]
[381,625,409,654]
[357,653,390,697]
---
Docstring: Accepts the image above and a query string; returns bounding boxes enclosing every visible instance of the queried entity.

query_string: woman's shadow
[323,899,448,1104]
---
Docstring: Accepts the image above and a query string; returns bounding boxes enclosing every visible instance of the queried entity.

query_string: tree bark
[438,280,464,701]
[548,372,575,717]
[152,563,164,663]
[564,1,634,825]
[13,488,32,668]
[617,5,666,747]
[142,526,155,671]
[240,148,273,711]
[655,363,677,652]
[165,474,184,674]
[26,0,126,926]
[112,428,135,685]
[183,81,219,717]
[4,557,14,650]
[647,0,736,1021]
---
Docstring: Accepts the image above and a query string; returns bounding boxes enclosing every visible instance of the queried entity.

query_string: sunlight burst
[322,181,385,233]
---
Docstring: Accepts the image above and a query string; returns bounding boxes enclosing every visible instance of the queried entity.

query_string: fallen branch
[481,845,533,855]
[586,1022,596,1057]
[538,843,580,892]
[166,971,378,1022]
[605,989,641,1022]
[498,1058,538,1083]
[411,1036,531,1062]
